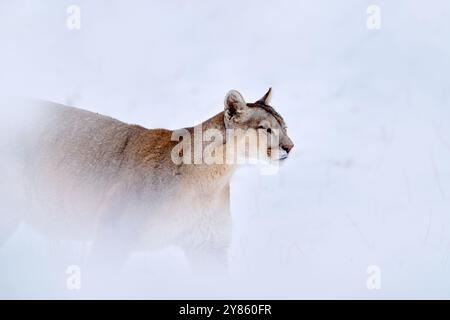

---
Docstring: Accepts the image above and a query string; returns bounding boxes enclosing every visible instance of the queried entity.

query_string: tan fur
[1,89,293,271]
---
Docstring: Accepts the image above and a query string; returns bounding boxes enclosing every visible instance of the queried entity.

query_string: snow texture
[0,0,450,298]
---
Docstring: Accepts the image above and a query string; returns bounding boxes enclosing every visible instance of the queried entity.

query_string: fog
[1,0,450,299]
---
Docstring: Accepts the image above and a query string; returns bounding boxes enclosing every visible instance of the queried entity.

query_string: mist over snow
[1,0,450,298]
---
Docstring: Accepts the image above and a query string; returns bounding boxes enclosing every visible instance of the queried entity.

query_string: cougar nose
[282,143,294,154]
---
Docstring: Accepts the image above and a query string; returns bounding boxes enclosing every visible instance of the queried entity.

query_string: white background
[0,0,450,298]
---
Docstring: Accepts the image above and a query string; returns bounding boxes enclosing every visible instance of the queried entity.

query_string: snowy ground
[1,0,450,298]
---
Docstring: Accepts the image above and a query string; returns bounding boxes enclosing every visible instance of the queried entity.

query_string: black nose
[282,143,294,153]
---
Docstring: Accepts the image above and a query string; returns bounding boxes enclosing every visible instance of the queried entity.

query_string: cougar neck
[200,111,227,140]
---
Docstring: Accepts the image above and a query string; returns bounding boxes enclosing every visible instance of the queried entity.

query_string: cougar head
[224,88,294,161]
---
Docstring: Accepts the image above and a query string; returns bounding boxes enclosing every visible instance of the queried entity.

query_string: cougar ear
[256,87,272,105]
[224,90,247,119]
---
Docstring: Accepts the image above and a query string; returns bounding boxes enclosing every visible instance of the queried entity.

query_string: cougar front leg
[182,213,232,275]
[88,183,136,270]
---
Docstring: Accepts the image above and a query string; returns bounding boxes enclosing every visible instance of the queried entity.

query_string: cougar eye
[259,126,272,134]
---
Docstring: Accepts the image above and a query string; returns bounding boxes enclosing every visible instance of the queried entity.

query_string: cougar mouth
[267,148,289,160]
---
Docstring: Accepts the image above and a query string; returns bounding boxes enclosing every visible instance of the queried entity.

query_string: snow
[1,0,450,298]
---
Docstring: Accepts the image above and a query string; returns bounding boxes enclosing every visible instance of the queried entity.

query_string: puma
[0,88,293,272]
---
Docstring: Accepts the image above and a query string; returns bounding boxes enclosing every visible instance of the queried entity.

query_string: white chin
[278,150,288,160]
